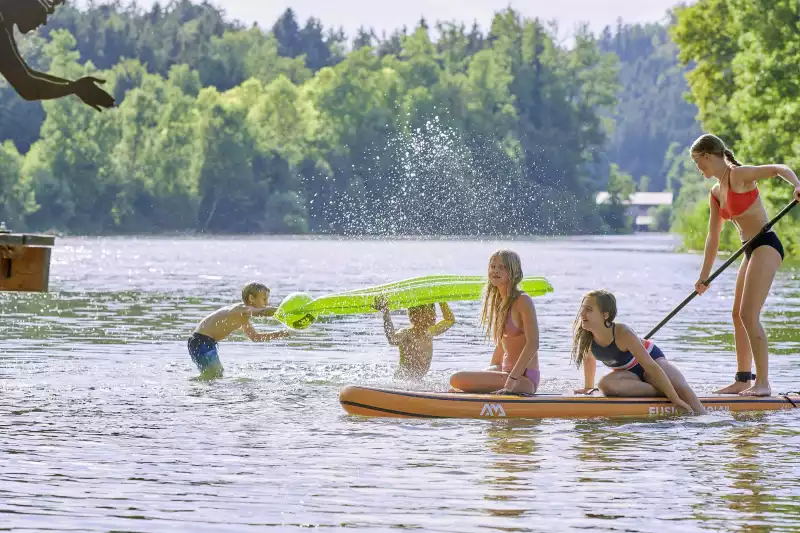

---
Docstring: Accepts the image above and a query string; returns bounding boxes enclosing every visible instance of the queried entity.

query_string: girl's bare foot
[715,372,756,394]
[740,382,772,397]
[714,381,751,394]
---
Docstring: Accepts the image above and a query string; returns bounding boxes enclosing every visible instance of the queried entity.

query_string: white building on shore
[595,191,674,231]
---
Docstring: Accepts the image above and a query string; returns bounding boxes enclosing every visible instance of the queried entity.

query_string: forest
[4,0,773,243]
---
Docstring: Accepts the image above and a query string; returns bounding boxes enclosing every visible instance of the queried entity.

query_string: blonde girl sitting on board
[572,289,706,415]
[449,249,540,395]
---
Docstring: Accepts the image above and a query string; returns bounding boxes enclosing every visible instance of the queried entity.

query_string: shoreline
[26,231,676,241]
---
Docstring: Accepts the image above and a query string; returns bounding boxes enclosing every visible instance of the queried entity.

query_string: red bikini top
[710,167,759,220]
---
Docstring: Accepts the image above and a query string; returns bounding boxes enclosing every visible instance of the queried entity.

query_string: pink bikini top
[503,310,523,337]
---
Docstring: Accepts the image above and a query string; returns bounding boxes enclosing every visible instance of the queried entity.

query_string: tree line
[0,1,703,236]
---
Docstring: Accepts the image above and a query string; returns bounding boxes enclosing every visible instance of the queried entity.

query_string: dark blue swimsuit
[590,324,665,381]
[188,332,221,372]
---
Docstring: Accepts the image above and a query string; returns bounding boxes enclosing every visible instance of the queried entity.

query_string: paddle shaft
[644,199,798,340]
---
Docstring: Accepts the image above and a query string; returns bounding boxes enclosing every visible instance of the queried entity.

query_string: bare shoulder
[213,302,235,313]
[730,164,769,177]
[220,303,250,321]
[729,165,756,188]
[614,322,639,346]
[730,164,779,187]
[514,293,536,312]
[394,327,412,342]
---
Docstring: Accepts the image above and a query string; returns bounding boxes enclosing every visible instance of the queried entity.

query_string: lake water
[1,235,799,532]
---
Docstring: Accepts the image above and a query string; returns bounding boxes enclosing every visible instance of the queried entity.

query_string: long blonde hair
[570,289,617,368]
[480,249,523,345]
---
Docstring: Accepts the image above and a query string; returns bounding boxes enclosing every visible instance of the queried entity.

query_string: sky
[130,0,691,40]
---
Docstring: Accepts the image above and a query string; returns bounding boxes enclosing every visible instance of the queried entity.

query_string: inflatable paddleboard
[275,274,553,328]
[339,385,800,419]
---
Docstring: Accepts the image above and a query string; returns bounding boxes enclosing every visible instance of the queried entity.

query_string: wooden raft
[0,222,56,292]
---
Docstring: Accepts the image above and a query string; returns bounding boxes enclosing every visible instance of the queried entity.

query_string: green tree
[22,31,120,233]
[197,29,309,91]
[0,141,34,228]
[599,19,701,191]
[352,27,375,50]
[599,163,635,233]
[671,0,800,254]
[272,8,303,59]
[0,2,635,237]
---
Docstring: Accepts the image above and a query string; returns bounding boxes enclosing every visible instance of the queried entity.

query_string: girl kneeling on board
[572,289,706,415]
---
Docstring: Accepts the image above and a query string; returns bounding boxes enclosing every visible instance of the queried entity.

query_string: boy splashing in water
[188,282,291,379]
[374,297,455,380]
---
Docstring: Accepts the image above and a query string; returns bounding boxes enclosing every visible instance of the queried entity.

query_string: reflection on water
[1,235,799,532]
[480,421,543,519]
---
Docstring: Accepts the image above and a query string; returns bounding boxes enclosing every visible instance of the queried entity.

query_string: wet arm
[582,353,597,390]
[242,320,290,342]
[617,327,683,404]
[735,164,800,188]
[429,302,455,336]
[699,194,723,281]
[379,309,401,346]
[250,306,278,317]
[506,298,539,386]
[487,343,503,371]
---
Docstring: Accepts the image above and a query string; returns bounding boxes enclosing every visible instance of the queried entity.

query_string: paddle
[644,199,798,340]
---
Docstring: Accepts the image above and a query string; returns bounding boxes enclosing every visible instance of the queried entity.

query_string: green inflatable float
[274,274,553,329]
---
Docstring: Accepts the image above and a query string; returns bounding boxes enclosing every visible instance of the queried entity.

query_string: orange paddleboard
[339,385,800,419]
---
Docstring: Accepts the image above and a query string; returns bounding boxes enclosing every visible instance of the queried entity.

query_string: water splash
[311,115,596,236]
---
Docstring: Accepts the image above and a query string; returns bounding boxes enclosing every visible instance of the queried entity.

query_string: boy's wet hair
[408,304,436,325]
[241,281,269,304]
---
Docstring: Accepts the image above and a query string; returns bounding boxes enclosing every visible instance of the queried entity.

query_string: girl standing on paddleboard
[572,289,706,415]
[690,134,800,397]
[449,249,540,395]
